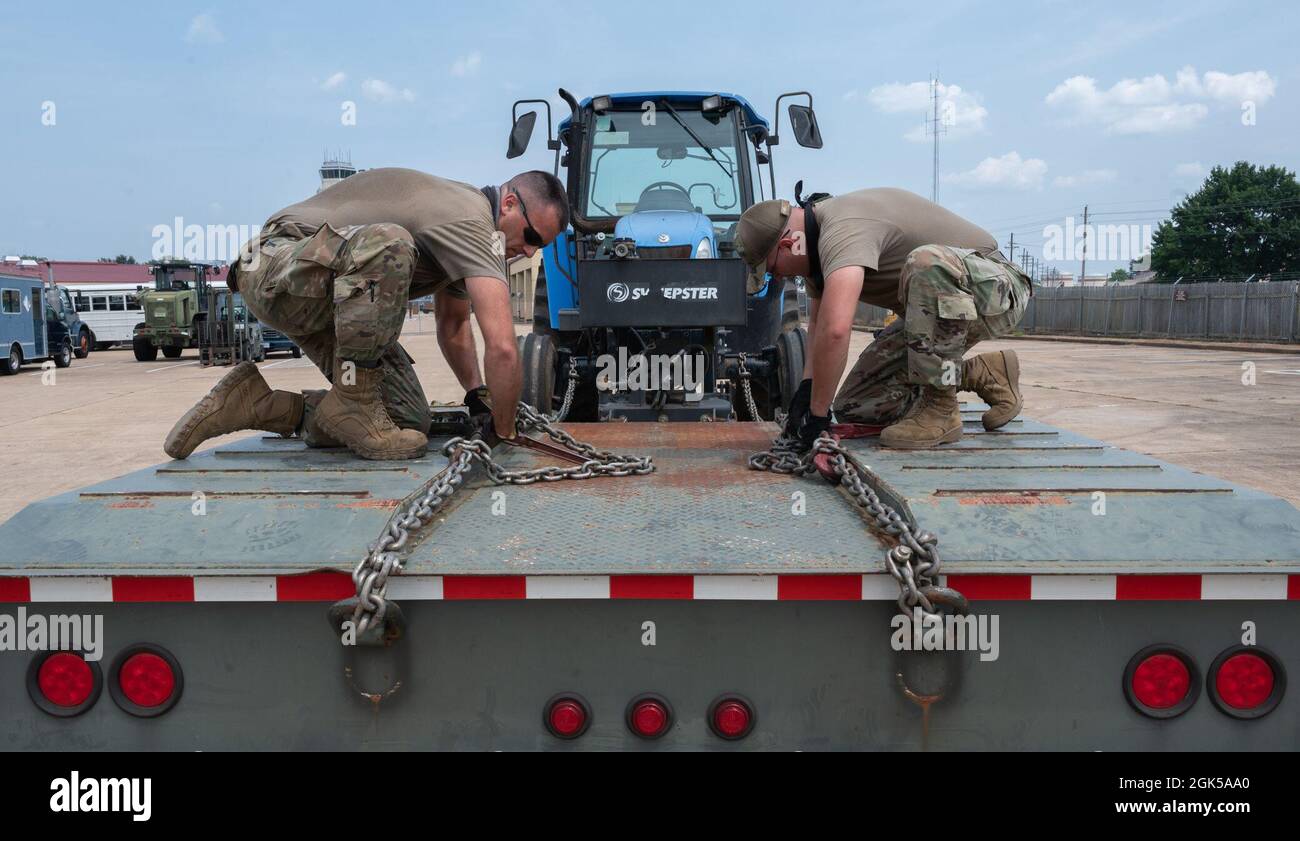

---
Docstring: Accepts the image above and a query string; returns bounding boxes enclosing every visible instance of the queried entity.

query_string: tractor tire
[532,264,556,338]
[74,328,91,359]
[775,327,807,417]
[133,336,159,362]
[781,278,803,332]
[1,344,21,375]
[518,333,557,415]
[162,346,183,359]
[291,345,302,358]
[53,340,73,369]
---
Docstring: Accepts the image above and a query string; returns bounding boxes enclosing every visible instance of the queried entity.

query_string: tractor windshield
[583,105,743,225]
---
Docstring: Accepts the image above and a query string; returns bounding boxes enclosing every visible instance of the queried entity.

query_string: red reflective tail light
[1208,646,1285,719]
[544,694,591,739]
[1123,645,1199,719]
[626,694,673,739]
[109,644,183,717]
[709,696,756,740]
[28,652,103,717]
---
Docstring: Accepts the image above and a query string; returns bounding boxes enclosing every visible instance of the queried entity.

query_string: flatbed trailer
[2,407,1298,750]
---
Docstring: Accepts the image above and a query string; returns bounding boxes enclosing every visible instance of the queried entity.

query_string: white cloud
[1173,162,1207,180]
[1045,67,1276,134]
[1052,169,1118,188]
[321,72,347,92]
[864,81,988,141]
[361,78,416,103]
[451,52,482,77]
[185,12,223,44]
[945,152,1047,191]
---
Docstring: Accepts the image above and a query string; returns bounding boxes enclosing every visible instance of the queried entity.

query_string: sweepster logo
[662,286,718,300]
[50,771,151,821]
[606,282,649,302]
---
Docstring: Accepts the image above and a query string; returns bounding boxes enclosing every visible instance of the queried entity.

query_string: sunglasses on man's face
[513,190,547,248]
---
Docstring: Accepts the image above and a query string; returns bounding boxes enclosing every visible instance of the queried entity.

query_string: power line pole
[1080,204,1089,284]
[925,75,948,204]
[1007,233,1015,264]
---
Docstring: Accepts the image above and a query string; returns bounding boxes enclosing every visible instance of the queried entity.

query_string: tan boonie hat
[735,199,791,292]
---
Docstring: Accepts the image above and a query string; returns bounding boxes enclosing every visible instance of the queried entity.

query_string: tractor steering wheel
[636,181,695,212]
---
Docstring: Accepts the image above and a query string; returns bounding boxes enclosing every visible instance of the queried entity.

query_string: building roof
[0,259,229,285]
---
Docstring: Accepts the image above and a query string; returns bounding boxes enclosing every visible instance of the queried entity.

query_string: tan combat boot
[164,362,303,459]
[313,361,428,460]
[960,350,1022,430]
[879,386,963,449]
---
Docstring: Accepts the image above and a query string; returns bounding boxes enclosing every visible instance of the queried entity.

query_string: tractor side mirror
[507,111,538,159]
[788,105,823,149]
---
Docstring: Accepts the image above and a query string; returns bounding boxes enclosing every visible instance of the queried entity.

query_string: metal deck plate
[2,408,1299,576]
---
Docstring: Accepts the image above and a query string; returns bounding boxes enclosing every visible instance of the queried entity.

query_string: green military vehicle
[131,259,219,362]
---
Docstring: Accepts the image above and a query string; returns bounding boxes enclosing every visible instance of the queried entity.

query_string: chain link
[347,401,653,639]
[749,432,963,617]
[735,352,762,422]
[546,357,579,423]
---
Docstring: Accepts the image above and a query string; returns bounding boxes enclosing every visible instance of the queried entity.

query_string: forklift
[198,286,264,367]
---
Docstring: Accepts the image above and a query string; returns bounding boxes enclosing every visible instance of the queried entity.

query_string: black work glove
[797,412,832,451]
[783,378,813,438]
[465,386,492,418]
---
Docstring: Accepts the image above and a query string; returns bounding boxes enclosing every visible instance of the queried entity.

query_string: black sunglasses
[512,189,546,248]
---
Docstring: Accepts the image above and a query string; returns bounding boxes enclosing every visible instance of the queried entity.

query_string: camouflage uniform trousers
[236,221,431,441]
[833,245,1031,425]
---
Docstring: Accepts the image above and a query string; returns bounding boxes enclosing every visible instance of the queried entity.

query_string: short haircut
[507,170,570,231]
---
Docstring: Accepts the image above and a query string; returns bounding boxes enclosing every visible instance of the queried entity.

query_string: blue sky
[1,0,1294,277]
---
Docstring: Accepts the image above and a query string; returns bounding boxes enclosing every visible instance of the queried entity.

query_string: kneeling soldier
[736,187,1030,449]
[165,168,568,460]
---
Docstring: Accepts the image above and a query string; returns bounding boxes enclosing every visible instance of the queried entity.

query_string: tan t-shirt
[265,168,507,300]
[807,188,997,310]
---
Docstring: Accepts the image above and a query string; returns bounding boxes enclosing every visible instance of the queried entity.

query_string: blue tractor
[507,89,822,421]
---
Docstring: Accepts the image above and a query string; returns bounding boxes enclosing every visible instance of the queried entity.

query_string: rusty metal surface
[2,407,1300,576]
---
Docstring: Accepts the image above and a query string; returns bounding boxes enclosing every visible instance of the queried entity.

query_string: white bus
[67,281,227,348]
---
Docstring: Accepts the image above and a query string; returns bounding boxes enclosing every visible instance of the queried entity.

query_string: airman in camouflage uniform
[736,188,1030,449]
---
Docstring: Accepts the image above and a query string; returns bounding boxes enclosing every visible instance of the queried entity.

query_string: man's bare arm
[433,291,483,392]
[810,266,864,415]
[464,276,521,438]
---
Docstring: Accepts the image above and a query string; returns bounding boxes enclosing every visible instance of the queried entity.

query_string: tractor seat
[635,187,696,213]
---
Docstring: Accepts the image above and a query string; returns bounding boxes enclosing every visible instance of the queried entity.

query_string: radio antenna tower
[925,75,948,204]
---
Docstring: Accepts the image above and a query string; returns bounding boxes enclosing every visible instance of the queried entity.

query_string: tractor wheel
[291,345,302,358]
[133,336,159,362]
[53,340,73,369]
[74,328,91,359]
[781,278,803,332]
[532,264,556,338]
[775,327,807,417]
[162,346,183,359]
[518,333,557,415]
[0,344,21,375]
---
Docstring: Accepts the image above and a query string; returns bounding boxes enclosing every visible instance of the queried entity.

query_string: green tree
[1149,162,1300,280]
[97,255,137,264]
[1108,268,1131,283]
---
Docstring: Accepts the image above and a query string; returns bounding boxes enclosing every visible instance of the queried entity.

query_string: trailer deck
[2,405,1298,583]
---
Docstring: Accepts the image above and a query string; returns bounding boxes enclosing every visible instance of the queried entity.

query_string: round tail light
[109,644,183,717]
[1123,645,1199,719]
[709,696,756,740]
[544,694,591,739]
[1208,646,1285,719]
[626,694,673,739]
[27,652,102,717]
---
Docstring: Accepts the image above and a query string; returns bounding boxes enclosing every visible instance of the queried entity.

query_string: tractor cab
[507,89,822,422]
[131,259,219,362]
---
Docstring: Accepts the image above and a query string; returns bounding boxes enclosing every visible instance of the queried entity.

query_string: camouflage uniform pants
[236,222,431,434]
[833,245,1030,425]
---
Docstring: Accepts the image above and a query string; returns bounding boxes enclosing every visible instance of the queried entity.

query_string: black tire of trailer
[53,339,73,369]
[775,327,807,416]
[133,335,159,362]
[291,345,302,358]
[518,332,557,414]
[74,328,91,359]
[0,344,21,375]
[162,346,183,359]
